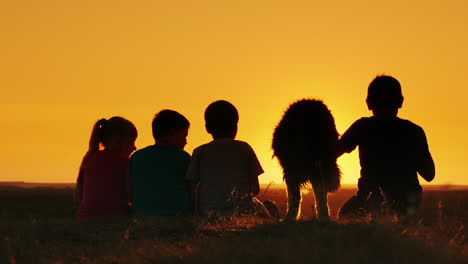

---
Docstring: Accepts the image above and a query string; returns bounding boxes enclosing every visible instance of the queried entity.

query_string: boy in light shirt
[186,100,271,217]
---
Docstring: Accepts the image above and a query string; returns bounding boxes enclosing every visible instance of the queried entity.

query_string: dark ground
[0,184,466,263]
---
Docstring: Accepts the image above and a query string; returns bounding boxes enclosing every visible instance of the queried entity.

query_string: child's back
[186,100,267,217]
[341,116,431,202]
[188,138,263,215]
[338,75,435,217]
[131,145,190,216]
[130,110,191,216]
[78,150,131,219]
[76,117,137,220]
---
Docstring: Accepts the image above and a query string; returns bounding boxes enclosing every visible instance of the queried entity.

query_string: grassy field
[0,184,466,263]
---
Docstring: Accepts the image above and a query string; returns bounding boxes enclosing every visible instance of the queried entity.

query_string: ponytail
[88,118,107,153]
[83,116,137,158]
[79,118,106,172]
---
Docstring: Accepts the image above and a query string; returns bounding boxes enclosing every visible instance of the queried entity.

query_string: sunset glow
[1,1,467,185]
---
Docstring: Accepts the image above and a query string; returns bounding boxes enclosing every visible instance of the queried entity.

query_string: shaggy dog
[272,99,341,221]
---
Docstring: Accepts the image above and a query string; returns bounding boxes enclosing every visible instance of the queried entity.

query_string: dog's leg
[312,182,330,221]
[285,176,301,221]
[311,162,330,221]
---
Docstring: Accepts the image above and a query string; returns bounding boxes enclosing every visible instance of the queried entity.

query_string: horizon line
[1,181,467,190]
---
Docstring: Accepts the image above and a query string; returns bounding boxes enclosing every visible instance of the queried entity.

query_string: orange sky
[1,0,467,185]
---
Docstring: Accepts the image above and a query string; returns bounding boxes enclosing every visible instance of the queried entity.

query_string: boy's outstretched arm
[335,142,347,159]
[336,120,361,159]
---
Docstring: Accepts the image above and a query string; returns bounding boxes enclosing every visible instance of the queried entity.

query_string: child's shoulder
[356,116,420,127]
[99,149,129,160]
[193,139,253,155]
[397,117,422,128]
[131,145,154,158]
[399,118,427,137]
[170,148,191,159]
[210,139,252,149]
[344,117,371,131]
[386,117,425,133]
[370,116,426,134]
[132,145,190,159]
[232,139,253,149]
[356,116,373,123]
[83,150,128,169]
[192,142,209,152]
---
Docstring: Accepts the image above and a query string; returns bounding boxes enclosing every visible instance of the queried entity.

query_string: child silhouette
[338,75,435,219]
[186,100,272,218]
[76,117,137,220]
[130,110,191,216]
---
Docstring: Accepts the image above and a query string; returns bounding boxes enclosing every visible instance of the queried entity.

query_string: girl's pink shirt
[77,150,130,220]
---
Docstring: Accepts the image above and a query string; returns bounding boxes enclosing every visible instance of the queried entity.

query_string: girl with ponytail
[75,117,138,220]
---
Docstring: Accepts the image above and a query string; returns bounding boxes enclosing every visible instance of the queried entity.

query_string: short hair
[367,75,403,110]
[152,110,190,140]
[204,100,239,136]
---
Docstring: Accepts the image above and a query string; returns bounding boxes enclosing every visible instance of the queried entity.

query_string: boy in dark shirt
[130,110,191,216]
[338,75,435,219]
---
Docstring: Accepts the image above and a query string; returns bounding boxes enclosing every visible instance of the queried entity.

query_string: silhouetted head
[204,100,239,139]
[152,110,190,149]
[88,116,137,156]
[366,75,404,116]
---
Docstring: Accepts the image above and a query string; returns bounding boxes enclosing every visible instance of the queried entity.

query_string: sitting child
[76,116,137,220]
[337,75,435,219]
[130,110,192,216]
[186,100,272,218]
